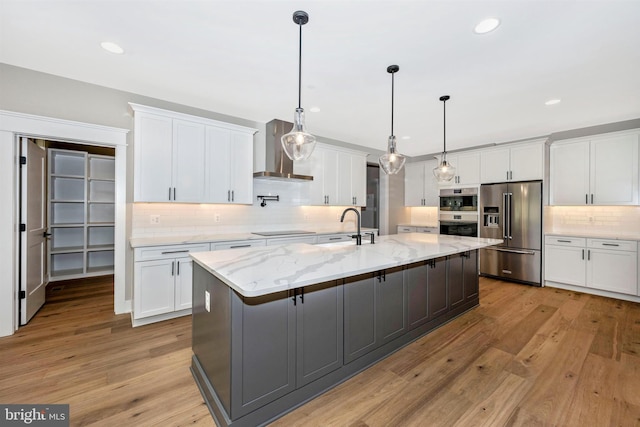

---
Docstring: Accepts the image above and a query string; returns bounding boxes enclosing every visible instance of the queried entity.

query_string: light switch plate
[205,290,210,312]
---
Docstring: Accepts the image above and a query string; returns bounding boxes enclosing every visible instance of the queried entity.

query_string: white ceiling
[1,0,639,156]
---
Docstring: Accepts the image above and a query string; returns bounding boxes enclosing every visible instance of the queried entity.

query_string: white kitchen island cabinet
[549,129,639,206]
[130,103,257,204]
[190,234,501,427]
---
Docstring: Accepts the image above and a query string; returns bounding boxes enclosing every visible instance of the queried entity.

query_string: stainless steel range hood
[253,119,313,181]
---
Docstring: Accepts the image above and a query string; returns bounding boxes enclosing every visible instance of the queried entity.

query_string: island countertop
[191,233,502,297]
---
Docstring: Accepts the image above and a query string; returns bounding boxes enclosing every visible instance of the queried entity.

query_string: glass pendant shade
[433,156,456,181]
[379,135,407,175]
[281,108,316,160]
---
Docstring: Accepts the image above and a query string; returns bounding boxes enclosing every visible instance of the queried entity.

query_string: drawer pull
[602,243,620,247]
[557,240,572,243]
[329,237,342,241]
[230,244,251,249]
[161,250,190,255]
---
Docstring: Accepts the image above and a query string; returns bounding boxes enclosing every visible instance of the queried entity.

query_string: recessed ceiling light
[309,107,321,113]
[545,99,561,106]
[474,18,500,34]
[101,41,124,54]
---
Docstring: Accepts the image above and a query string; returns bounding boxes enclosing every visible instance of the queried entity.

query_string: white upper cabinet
[550,130,639,205]
[172,120,206,202]
[480,139,545,184]
[206,127,253,204]
[437,151,481,187]
[134,113,173,201]
[131,103,257,204]
[404,159,439,206]
[294,143,367,206]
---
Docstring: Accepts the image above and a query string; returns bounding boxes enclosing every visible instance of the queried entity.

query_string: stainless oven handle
[484,247,536,256]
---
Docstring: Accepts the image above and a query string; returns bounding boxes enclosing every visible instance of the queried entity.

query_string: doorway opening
[361,163,380,229]
[19,137,116,326]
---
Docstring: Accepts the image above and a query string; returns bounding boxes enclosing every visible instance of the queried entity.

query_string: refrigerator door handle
[502,192,509,239]
[508,192,513,239]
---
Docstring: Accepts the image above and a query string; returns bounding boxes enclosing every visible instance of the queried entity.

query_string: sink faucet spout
[340,208,362,245]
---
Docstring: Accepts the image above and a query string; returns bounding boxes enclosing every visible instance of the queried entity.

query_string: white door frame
[0,110,128,336]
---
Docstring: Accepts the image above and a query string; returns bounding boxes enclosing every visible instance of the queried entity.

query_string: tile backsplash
[545,205,640,236]
[409,207,439,226]
[131,180,362,237]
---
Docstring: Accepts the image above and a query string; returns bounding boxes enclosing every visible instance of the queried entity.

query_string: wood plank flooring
[1,276,639,426]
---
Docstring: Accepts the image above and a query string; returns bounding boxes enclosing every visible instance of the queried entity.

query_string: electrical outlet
[214,213,221,223]
[205,290,210,312]
[150,215,160,224]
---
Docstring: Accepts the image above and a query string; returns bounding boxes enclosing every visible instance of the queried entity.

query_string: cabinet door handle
[161,250,189,255]
[171,260,175,276]
[232,190,235,202]
[169,187,172,201]
[227,190,231,202]
[602,243,619,247]
[299,288,304,304]
[585,194,588,205]
[173,187,176,200]
[587,249,591,261]
[176,260,180,275]
[292,289,297,306]
[590,194,594,204]
[582,249,584,260]
[507,171,509,181]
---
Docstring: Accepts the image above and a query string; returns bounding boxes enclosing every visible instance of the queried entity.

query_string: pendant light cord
[390,71,394,136]
[298,23,302,109]
[443,98,446,153]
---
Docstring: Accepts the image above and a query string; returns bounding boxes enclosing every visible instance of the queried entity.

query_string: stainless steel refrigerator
[479,181,542,286]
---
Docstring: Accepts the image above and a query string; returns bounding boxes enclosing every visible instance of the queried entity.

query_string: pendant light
[433,95,456,182]
[281,10,316,161]
[379,65,406,175]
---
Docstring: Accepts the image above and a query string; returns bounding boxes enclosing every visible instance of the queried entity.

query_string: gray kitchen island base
[191,250,480,427]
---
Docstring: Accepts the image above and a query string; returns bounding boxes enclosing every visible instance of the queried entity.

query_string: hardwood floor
[1,276,639,426]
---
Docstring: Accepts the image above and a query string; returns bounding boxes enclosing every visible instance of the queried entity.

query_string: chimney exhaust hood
[253,119,314,181]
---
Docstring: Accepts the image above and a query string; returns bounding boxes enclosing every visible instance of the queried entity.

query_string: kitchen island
[191,233,501,427]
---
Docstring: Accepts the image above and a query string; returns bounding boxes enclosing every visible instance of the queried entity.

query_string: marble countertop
[191,233,502,298]
[129,227,378,248]
[545,231,640,241]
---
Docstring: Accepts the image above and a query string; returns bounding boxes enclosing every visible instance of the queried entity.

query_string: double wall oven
[439,187,479,237]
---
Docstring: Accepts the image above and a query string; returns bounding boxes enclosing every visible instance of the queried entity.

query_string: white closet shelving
[48,148,115,281]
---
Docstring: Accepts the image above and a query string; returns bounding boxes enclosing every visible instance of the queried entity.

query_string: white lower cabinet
[545,236,638,297]
[133,243,210,325]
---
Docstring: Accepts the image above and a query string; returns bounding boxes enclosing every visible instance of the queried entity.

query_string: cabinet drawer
[134,243,210,261]
[416,227,437,234]
[545,236,586,247]
[397,226,416,233]
[212,239,266,250]
[317,234,352,244]
[267,236,317,245]
[587,239,637,252]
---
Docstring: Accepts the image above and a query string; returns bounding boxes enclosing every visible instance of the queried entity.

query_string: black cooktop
[251,230,316,237]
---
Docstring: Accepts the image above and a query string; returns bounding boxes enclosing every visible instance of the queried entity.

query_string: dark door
[428,256,448,319]
[406,262,429,330]
[376,267,406,345]
[296,281,344,388]
[231,290,296,418]
[344,273,377,363]
[448,254,465,310]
